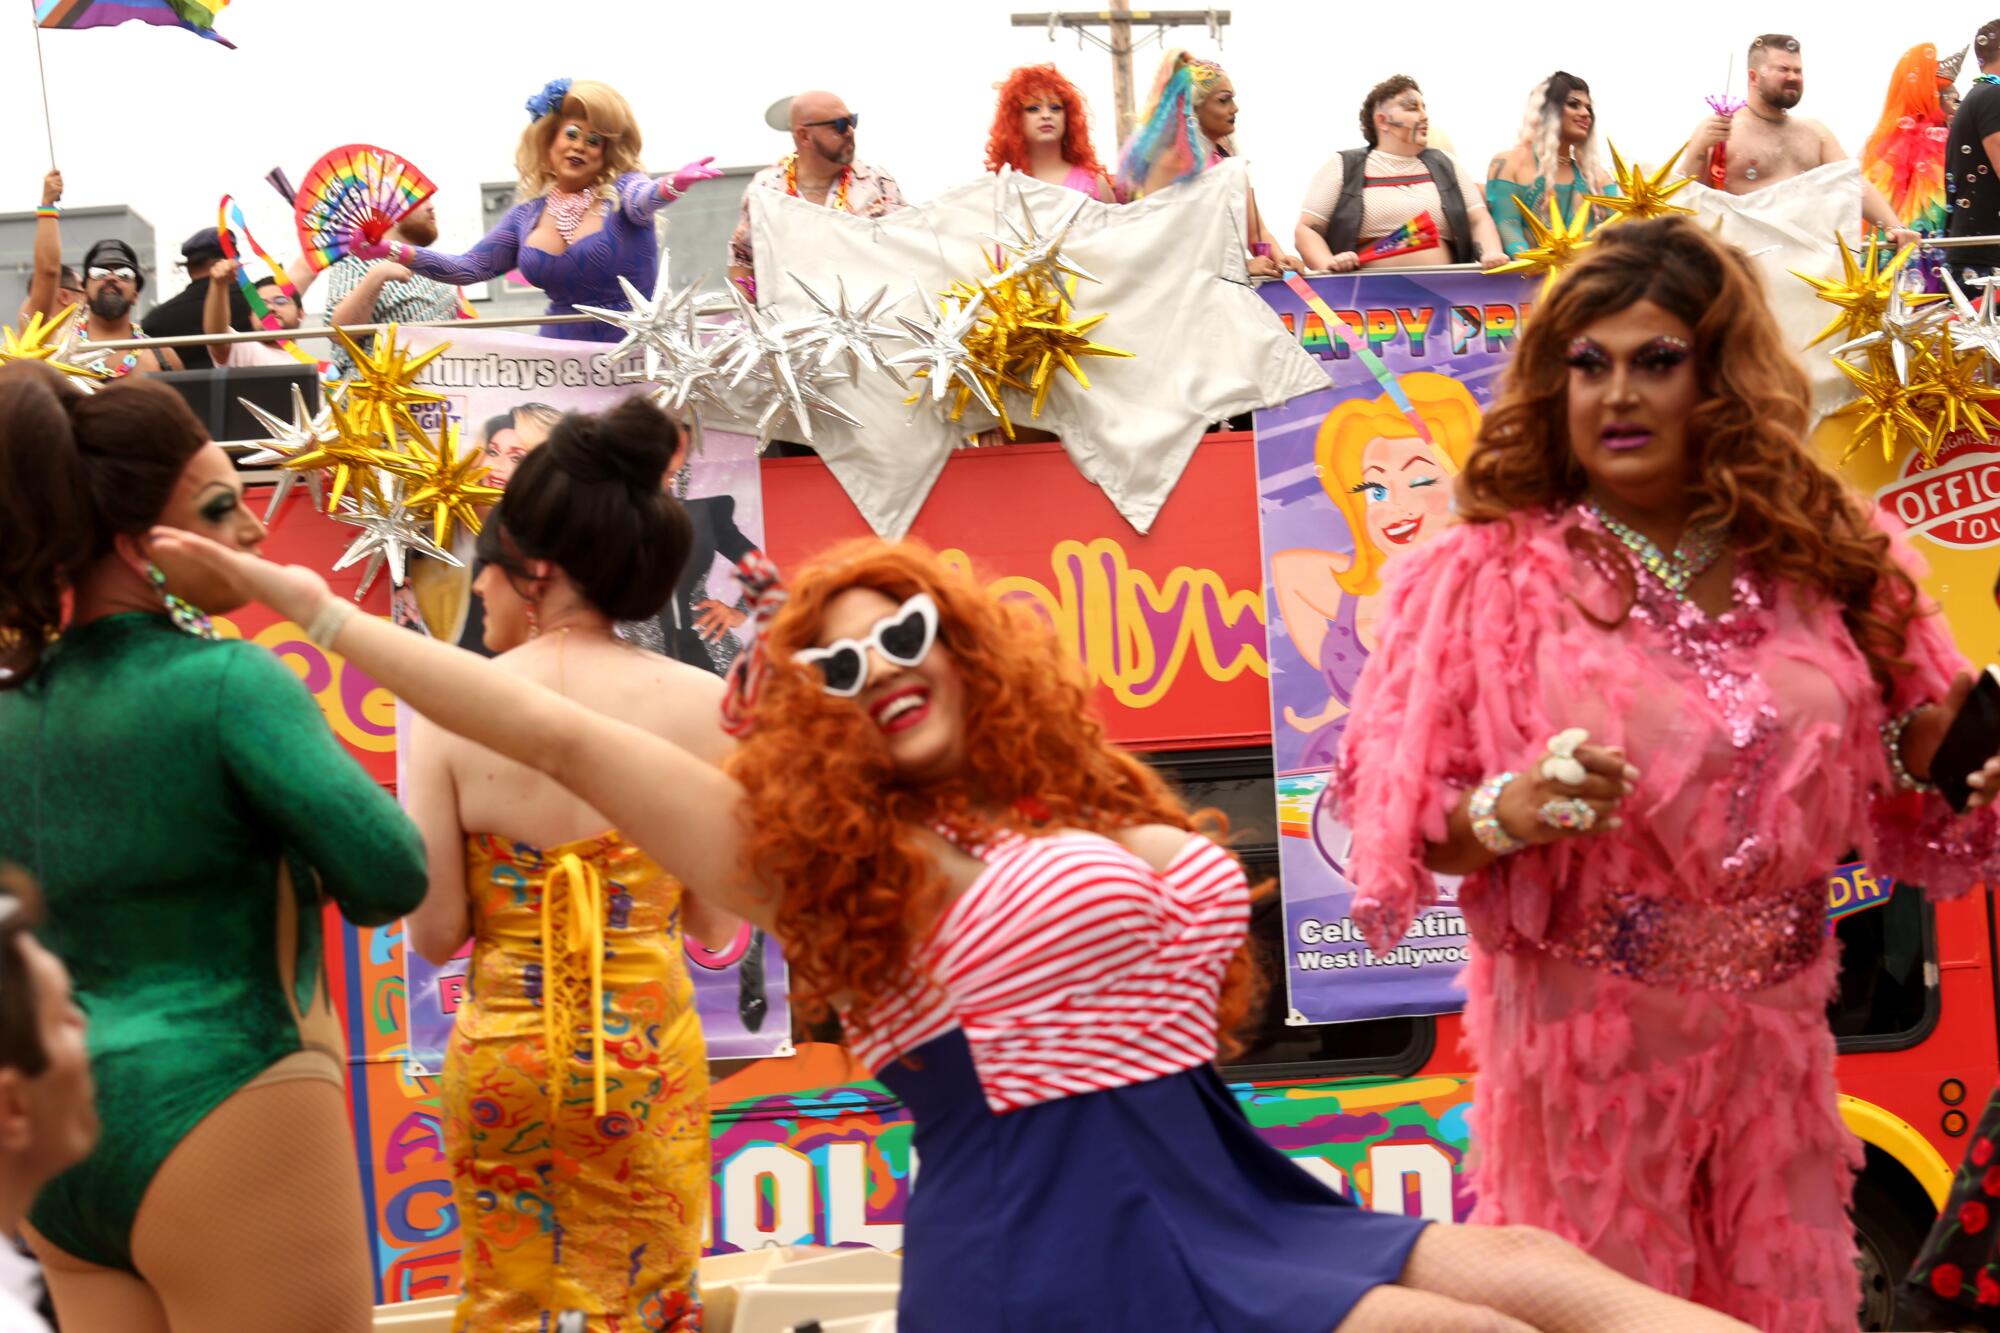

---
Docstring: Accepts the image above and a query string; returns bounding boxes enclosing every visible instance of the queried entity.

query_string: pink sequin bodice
[1333,505,2000,989]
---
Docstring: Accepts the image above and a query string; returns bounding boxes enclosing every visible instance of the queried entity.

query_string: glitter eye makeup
[1565,338,1610,371]
[1633,336,1693,372]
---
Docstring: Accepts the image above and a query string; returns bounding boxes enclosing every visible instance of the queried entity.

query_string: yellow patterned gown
[446,830,709,1331]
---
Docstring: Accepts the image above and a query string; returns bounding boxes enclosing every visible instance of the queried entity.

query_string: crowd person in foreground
[728,89,907,299]
[1116,50,1299,277]
[162,523,1753,1331]
[355,78,719,342]
[0,364,427,1331]
[1679,34,1918,244]
[1334,216,2000,1330]
[405,397,738,1330]
[202,262,305,367]
[984,63,1117,201]
[138,228,252,371]
[1945,19,2000,279]
[1295,75,1506,273]
[0,870,94,1333]
[25,172,178,376]
[1486,72,1616,256]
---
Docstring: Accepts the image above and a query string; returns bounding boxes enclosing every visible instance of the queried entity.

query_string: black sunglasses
[803,114,859,135]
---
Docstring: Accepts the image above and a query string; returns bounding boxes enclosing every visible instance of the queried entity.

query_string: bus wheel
[1852,1171,1930,1332]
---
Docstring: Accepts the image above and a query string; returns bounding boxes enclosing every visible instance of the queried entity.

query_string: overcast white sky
[2,1,1986,298]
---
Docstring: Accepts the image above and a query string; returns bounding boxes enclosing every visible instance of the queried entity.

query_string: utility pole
[1007,6,1230,143]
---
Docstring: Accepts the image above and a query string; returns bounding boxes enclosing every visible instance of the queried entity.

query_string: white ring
[1546,727,1590,758]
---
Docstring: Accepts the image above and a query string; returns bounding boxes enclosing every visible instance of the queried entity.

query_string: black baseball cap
[180,227,231,266]
[83,239,145,291]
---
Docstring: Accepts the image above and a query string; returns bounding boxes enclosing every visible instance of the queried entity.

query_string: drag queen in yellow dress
[402,396,738,1331]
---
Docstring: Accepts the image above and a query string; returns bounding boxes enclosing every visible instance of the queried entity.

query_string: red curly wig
[1459,216,1924,694]
[725,538,1262,1055]
[984,63,1108,179]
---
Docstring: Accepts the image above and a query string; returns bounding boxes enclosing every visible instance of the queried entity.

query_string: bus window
[1146,747,1435,1081]
[1830,885,1937,1051]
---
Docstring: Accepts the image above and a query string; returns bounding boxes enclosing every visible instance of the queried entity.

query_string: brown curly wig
[1458,216,1922,694]
[725,539,1263,1054]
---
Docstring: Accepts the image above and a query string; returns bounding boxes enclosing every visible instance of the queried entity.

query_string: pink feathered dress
[1333,505,2000,1332]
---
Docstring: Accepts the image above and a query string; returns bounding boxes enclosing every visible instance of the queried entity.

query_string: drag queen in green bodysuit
[0,364,427,1331]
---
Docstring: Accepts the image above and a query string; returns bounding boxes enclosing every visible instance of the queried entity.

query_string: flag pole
[29,16,57,167]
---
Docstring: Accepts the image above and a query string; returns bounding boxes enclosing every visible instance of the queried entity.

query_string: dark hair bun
[545,396,676,493]
[489,395,692,622]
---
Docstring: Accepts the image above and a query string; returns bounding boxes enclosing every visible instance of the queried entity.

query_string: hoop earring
[145,562,219,640]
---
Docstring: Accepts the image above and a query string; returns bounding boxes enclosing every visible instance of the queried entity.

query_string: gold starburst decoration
[1911,333,2000,461]
[0,304,110,387]
[923,266,1131,439]
[330,323,450,444]
[377,419,504,548]
[1488,194,1593,295]
[282,394,405,511]
[1584,142,1696,224]
[1793,234,1916,349]
[1831,346,1934,463]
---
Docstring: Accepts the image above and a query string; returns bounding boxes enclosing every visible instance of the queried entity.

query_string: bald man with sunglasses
[727,89,906,299]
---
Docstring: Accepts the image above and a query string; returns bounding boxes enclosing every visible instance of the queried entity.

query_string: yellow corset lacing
[539,852,608,1119]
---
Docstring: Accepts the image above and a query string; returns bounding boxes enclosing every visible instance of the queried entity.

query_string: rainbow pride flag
[34,0,234,47]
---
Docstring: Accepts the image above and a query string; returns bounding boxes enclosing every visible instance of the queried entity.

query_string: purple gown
[401,172,670,342]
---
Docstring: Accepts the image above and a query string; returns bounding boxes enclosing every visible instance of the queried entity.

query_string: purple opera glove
[660,157,722,200]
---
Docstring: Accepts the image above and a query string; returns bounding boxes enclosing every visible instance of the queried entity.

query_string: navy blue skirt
[874,1030,1428,1331]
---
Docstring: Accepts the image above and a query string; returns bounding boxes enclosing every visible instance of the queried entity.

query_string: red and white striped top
[848,831,1250,1114]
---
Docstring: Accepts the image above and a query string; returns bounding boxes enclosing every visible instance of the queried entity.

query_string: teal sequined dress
[0,613,427,1270]
[1486,173,1618,255]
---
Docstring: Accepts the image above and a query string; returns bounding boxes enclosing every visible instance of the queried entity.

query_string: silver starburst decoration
[733,365,865,450]
[329,477,458,601]
[1944,268,2000,371]
[775,275,907,385]
[1832,281,1951,386]
[886,285,997,415]
[711,283,822,441]
[983,173,1099,292]
[238,384,336,520]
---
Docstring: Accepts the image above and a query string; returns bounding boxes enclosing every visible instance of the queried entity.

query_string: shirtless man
[26,169,180,376]
[1679,34,1917,245]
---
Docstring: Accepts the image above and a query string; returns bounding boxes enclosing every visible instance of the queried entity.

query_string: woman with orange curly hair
[984,64,1116,201]
[156,529,1756,1331]
[1334,215,2000,1329]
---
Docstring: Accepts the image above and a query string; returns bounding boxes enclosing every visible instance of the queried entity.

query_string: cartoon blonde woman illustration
[1271,372,1481,768]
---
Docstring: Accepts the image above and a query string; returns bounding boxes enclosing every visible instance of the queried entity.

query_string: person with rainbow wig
[1115,50,1298,276]
[985,64,1117,202]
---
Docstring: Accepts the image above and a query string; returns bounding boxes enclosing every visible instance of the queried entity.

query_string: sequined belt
[1538,879,1826,993]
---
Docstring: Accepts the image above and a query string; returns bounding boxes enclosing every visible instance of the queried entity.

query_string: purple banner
[1254,270,1536,1024]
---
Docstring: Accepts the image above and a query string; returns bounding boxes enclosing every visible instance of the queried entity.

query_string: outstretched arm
[27,170,63,320]
[378,210,526,287]
[150,528,779,931]
[615,160,720,227]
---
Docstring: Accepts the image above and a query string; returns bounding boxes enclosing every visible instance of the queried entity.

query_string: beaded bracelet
[1881,705,1940,794]
[1468,772,1526,856]
[305,598,357,651]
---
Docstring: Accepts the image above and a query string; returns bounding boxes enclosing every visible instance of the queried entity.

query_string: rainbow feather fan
[294,144,437,273]
[1359,212,1440,265]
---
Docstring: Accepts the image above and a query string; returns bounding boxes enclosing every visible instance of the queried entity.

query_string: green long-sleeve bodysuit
[0,613,427,1270]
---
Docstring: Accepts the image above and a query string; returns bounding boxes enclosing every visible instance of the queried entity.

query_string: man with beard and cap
[24,170,179,375]
[1680,34,1918,243]
[323,198,464,376]
[139,227,254,371]
[727,89,905,299]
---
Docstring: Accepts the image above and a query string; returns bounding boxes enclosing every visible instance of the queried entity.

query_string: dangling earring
[672,461,692,500]
[526,597,541,640]
[146,562,219,640]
